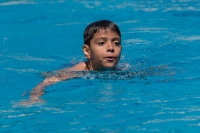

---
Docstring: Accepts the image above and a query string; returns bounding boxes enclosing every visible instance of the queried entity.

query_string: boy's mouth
[104,56,116,61]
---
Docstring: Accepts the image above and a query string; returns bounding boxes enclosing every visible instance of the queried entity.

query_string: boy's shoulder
[64,62,88,71]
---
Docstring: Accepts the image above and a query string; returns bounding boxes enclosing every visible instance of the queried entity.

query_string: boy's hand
[19,97,44,106]
[19,88,44,106]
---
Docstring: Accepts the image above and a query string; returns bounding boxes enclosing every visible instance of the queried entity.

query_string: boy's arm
[30,72,72,101]
[29,62,87,101]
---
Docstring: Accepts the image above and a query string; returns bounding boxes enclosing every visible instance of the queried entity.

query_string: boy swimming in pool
[30,20,122,101]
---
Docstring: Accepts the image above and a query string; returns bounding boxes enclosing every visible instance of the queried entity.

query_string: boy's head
[83,20,122,71]
[84,20,121,45]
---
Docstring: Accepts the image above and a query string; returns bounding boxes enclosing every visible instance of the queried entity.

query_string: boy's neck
[86,61,116,71]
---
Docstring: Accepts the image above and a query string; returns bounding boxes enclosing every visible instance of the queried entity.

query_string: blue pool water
[1,0,200,132]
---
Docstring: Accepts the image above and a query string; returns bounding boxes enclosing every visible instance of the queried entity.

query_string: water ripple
[143,116,200,124]
[176,35,200,41]
[0,0,35,6]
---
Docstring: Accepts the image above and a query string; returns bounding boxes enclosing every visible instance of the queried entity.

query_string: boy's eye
[113,42,120,46]
[98,42,105,46]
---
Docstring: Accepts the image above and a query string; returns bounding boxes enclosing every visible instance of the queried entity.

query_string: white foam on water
[5,113,34,118]
[176,36,200,41]
[139,8,158,12]
[121,20,138,24]
[1,125,11,128]
[189,123,200,127]
[0,0,35,6]
[8,55,55,62]
[163,6,200,12]
[5,68,42,73]
[143,116,200,124]
[74,0,101,9]
[130,27,169,32]
[0,0,66,6]
[190,56,200,61]
[123,39,152,45]
[0,109,18,113]
[55,22,82,26]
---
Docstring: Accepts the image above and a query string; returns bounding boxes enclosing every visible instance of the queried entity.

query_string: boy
[30,20,122,102]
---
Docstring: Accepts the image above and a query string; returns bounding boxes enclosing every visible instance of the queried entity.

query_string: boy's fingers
[19,98,44,106]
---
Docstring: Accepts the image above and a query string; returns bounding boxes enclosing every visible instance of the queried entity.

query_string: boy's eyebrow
[112,37,120,40]
[95,37,120,40]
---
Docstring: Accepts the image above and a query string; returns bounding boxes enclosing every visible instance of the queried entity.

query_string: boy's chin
[102,65,116,70]
[94,62,118,71]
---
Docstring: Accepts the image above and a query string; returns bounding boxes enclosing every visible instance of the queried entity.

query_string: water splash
[41,65,176,80]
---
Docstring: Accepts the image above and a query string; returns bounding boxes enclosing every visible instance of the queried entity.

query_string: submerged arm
[29,62,88,102]
[30,71,80,101]
[30,76,62,100]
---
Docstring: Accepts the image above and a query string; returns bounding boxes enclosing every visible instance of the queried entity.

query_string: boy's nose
[107,43,114,52]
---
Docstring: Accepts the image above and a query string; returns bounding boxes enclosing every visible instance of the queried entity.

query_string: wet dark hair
[83,20,121,45]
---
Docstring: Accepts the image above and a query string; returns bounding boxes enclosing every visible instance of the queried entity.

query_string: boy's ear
[83,44,91,59]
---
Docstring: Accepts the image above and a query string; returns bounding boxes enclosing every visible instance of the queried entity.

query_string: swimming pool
[1,0,200,132]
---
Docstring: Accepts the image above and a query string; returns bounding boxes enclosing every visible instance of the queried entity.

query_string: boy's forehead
[95,29,120,37]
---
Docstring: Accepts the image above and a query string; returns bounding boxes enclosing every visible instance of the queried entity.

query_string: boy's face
[83,29,122,70]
